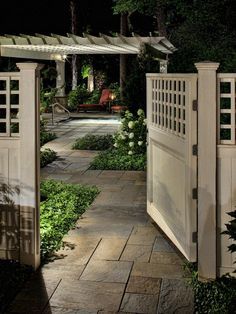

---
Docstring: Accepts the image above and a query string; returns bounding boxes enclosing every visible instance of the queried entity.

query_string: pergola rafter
[0,33,176,60]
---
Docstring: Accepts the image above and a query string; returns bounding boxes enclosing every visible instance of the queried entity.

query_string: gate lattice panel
[147,74,198,261]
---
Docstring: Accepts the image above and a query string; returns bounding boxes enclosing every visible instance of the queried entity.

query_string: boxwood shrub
[72,134,113,151]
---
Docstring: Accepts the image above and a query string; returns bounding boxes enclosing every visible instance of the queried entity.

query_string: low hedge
[72,134,114,151]
[90,149,146,171]
[40,180,99,259]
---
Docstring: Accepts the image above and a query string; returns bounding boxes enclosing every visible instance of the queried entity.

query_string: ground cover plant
[186,263,236,313]
[90,109,147,171]
[40,180,99,259]
[40,119,57,167]
[40,149,57,168]
[72,134,113,151]
[0,260,32,313]
[40,119,57,147]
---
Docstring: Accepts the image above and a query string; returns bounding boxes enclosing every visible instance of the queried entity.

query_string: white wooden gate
[146,74,198,261]
[0,63,41,269]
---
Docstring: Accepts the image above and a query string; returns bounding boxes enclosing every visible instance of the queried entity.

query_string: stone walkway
[8,118,194,314]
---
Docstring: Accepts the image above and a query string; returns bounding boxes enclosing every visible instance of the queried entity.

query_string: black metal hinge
[192,231,197,243]
[192,100,198,111]
[192,188,198,200]
[192,144,198,156]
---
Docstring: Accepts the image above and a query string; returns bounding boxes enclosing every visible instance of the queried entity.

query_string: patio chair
[77,89,112,112]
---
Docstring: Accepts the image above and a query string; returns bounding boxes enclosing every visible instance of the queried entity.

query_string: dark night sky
[0,0,120,35]
[0,0,152,36]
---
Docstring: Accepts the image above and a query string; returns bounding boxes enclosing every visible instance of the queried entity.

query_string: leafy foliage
[222,210,236,270]
[90,149,146,171]
[40,86,58,113]
[40,149,57,168]
[89,109,147,171]
[40,180,99,259]
[67,84,91,110]
[40,119,57,147]
[113,0,155,15]
[67,85,106,110]
[72,134,114,150]
[113,109,147,155]
[186,263,236,313]
[0,260,33,313]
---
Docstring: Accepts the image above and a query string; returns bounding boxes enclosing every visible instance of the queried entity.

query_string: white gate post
[146,75,153,204]
[195,62,220,280]
[56,60,66,96]
[17,63,42,270]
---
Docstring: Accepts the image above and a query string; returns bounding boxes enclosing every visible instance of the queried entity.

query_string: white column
[195,61,220,280]
[56,60,65,96]
[160,60,168,73]
[146,75,153,204]
[17,62,42,270]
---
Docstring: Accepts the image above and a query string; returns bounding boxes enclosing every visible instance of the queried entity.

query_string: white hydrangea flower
[128,150,133,155]
[137,109,144,116]
[143,119,147,126]
[128,121,134,129]
[129,132,134,139]
[121,134,126,140]
[113,143,118,148]
[138,141,143,146]
[129,142,134,147]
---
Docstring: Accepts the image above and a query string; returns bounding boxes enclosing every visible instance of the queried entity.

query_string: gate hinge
[192,144,198,156]
[192,188,198,200]
[192,100,198,111]
[192,231,197,243]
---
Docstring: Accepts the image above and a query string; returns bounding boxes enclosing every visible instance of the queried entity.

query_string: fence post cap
[16,62,44,71]
[195,61,220,70]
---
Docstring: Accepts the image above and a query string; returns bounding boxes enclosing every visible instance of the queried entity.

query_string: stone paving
[7,118,194,314]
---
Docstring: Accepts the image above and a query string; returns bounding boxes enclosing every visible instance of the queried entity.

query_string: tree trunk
[70,0,78,90]
[156,1,167,37]
[120,13,128,102]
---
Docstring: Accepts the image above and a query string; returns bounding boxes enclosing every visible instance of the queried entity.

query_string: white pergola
[0,33,176,95]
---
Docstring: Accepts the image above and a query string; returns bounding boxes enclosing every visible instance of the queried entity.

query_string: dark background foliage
[0,0,236,109]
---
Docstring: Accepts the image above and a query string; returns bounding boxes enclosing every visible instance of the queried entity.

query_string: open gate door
[146,74,198,261]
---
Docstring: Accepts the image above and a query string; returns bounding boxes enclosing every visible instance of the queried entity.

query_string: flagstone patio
[7,118,194,314]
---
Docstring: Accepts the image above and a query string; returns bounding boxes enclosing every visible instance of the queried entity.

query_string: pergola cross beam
[0,33,176,60]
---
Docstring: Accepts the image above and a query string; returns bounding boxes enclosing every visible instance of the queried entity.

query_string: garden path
[8,118,194,314]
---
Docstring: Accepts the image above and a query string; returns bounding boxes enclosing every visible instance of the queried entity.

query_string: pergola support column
[56,60,66,96]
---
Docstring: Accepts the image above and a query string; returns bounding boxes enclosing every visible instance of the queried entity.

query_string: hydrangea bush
[113,109,147,155]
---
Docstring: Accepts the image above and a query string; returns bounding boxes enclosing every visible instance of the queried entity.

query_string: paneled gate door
[146,74,198,261]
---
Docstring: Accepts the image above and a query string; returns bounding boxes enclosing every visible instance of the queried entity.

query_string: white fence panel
[146,74,197,261]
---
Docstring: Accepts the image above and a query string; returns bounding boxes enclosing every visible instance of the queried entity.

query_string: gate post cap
[16,62,44,71]
[195,61,220,70]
